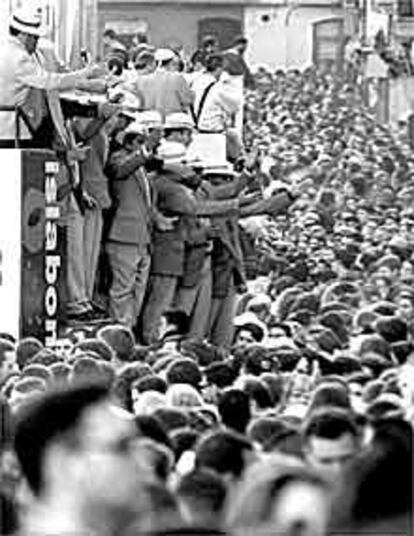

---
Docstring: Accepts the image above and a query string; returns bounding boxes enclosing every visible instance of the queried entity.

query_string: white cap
[10,7,44,37]
[164,112,194,131]
[135,110,163,129]
[155,48,176,63]
[124,120,148,136]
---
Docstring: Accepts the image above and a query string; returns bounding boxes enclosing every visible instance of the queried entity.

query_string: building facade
[98,0,348,71]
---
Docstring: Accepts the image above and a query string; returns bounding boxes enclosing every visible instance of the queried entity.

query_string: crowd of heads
[1,64,414,536]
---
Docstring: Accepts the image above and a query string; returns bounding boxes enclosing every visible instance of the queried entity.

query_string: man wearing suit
[0,7,99,145]
[104,120,153,328]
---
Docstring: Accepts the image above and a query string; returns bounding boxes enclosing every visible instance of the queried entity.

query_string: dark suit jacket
[105,148,152,247]
[151,170,239,280]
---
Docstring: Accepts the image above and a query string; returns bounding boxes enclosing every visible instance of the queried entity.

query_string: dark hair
[166,358,202,388]
[195,429,253,479]
[242,378,273,410]
[205,53,224,73]
[247,417,289,447]
[97,325,135,363]
[103,28,117,39]
[16,337,44,370]
[49,362,72,386]
[0,491,18,535]
[30,348,62,367]
[374,317,408,344]
[162,310,190,339]
[332,420,413,530]
[9,27,20,38]
[152,407,189,433]
[21,364,52,384]
[71,339,114,362]
[233,35,248,46]
[113,362,153,411]
[303,408,358,444]
[134,415,173,450]
[170,427,200,461]
[133,375,167,394]
[307,384,352,414]
[14,383,109,495]
[71,357,103,385]
[0,339,15,368]
[177,468,227,514]
[218,388,251,434]
[0,396,13,451]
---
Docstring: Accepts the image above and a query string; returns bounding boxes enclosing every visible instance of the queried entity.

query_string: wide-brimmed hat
[10,7,44,37]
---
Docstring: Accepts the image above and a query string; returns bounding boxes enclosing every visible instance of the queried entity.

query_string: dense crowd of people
[0,6,414,536]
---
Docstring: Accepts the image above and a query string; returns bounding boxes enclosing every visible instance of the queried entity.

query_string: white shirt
[190,71,241,132]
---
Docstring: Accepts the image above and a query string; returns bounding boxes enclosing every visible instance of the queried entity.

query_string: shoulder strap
[191,81,216,129]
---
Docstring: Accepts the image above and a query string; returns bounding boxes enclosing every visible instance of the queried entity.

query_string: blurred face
[23,32,39,54]
[0,349,18,384]
[401,261,414,279]
[271,480,328,536]
[397,297,414,321]
[146,127,163,152]
[305,432,358,481]
[71,401,140,515]
[234,329,256,349]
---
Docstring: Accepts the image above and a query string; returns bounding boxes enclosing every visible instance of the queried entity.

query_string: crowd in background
[0,14,414,536]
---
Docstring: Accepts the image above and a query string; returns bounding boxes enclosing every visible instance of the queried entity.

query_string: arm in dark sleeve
[199,172,250,200]
[105,150,146,181]
[239,191,292,217]
[156,180,239,216]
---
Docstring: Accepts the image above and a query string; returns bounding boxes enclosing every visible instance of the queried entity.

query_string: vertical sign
[0,150,22,339]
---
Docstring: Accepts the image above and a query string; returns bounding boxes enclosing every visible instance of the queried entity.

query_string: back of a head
[247,417,289,447]
[374,316,408,344]
[302,408,358,445]
[21,363,52,384]
[70,357,103,384]
[195,429,253,479]
[97,324,135,363]
[71,338,114,362]
[29,348,61,367]
[50,362,72,386]
[166,358,202,389]
[134,415,173,450]
[14,382,109,496]
[240,377,273,410]
[307,383,352,415]
[332,425,413,532]
[218,388,251,434]
[16,337,44,370]
[153,407,189,433]
[177,468,227,515]
[205,53,223,73]
[133,375,167,394]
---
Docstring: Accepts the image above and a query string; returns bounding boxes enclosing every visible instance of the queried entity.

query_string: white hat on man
[135,110,163,129]
[9,7,44,37]
[154,48,176,63]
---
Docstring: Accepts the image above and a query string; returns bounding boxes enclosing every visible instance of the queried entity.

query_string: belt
[197,129,225,134]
